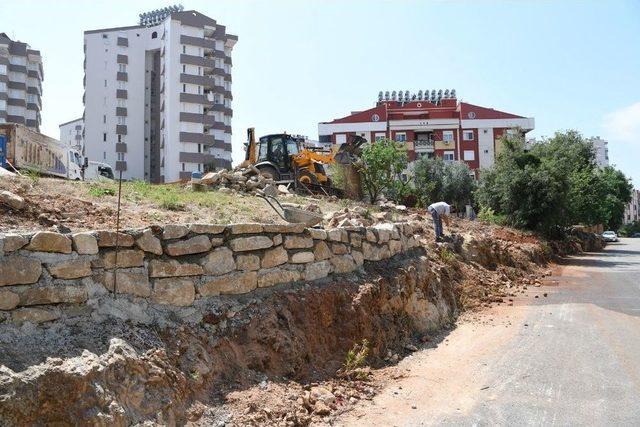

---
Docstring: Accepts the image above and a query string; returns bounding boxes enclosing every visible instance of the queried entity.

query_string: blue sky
[2,0,639,185]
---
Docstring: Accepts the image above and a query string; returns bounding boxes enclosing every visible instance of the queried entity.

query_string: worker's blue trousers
[430,209,443,239]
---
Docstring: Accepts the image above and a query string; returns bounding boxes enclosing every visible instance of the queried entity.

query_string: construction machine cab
[252,133,302,181]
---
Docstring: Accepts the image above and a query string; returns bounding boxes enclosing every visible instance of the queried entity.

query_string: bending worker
[427,201,451,241]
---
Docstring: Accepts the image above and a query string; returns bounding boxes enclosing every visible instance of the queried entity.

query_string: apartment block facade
[83,9,236,182]
[318,90,534,177]
[0,33,43,131]
[623,189,639,225]
[59,117,84,153]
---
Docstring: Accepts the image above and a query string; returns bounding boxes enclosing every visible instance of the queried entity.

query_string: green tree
[357,138,407,202]
[413,157,476,211]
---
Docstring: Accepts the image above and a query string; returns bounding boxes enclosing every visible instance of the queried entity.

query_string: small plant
[190,369,200,381]
[438,248,457,266]
[23,168,41,185]
[88,184,116,197]
[339,339,370,380]
[159,194,185,211]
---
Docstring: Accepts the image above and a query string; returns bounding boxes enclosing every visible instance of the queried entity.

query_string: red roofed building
[318,90,534,176]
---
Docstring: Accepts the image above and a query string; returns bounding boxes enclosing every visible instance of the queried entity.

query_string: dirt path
[335,239,640,426]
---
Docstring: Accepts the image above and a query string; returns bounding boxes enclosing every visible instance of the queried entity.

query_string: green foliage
[413,157,476,210]
[438,248,457,266]
[476,130,633,236]
[357,139,408,202]
[88,183,116,197]
[340,339,370,380]
[326,164,346,191]
[158,194,186,211]
[477,206,507,225]
[619,221,640,237]
[23,168,41,185]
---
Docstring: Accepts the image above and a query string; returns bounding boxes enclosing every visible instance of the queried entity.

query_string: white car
[602,231,618,242]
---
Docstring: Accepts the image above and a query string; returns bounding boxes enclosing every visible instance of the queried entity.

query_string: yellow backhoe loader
[240,128,363,195]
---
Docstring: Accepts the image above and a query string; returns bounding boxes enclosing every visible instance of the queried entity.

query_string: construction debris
[200,166,281,195]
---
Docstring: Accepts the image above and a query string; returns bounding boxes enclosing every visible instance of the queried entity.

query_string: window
[443,131,454,143]
[463,130,474,141]
[182,163,185,171]
[117,116,126,125]
[102,34,108,39]
[118,64,126,72]
[104,79,107,87]
[374,133,385,142]
[182,45,186,54]
[103,115,106,123]
[182,84,186,93]
[103,133,107,142]
[118,135,122,143]
[182,65,186,73]
[151,31,158,39]
[197,144,201,153]
[103,151,106,160]
[463,150,475,161]
[395,132,407,142]
[117,152,125,161]
[443,151,455,161]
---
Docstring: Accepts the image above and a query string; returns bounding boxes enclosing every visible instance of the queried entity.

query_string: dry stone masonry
[0,221,425,325]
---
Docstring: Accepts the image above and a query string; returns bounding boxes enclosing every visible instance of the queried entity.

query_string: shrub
[339,339,370,380]
[357,139,407,203]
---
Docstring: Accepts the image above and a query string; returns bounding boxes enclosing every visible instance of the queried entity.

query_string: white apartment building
[623,189,639,225]
[83,7,236,182]
[587,137,609,167]
[0,33,44,131]
[59,117,84,153]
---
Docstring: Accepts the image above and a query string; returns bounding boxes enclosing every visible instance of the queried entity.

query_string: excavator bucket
[334,134,366,165]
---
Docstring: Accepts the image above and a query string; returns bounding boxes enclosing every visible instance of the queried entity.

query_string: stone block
[149,259,203,278]
[362,242,390,261]
[373,223,395,243]
[284,235,313,249]
[162,225,189,240]
[100,270,151,297]
[71,232,99,255]
[12,307,59,324]
[211,237,224,247]
[2,234,28,252]
[189,223,225,234]
[331,243,349,255]
[236,254,260,271]
[229,236,273,252]
[152,278,195,306]
[350,233,362,248]
[272,234,283,246]
[313,241,332,261]
[0,290,20,310]
[304,261,332,281]
[389,239,403,256]
[202,247,236,275]
[25,231,72,253]
[290,251,315,264]
[95,230,135,247]
[0,190,24,210]
[262,246,288,268]
[19,284,88,306]
[258,268,300,288]
[263,223,306,233]
[135,229,163,255]
[102,249,145,269]
[165,235,212,256]
[199,271,257,296]
[0,256,42,286]
[48,259,92,279]
[230,223,263,234]
[365,229,377,242]
[330,254,357,274]
[327,228,349,243]
[352,250,364,266]
[308,228,327,240]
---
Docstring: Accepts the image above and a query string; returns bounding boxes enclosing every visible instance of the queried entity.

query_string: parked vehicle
[630,232,640,238]
[602,231,619,242]
[0,123,84,180]
[84,161,114,180]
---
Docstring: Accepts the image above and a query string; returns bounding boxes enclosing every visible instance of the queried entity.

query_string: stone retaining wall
[0,222,425,325]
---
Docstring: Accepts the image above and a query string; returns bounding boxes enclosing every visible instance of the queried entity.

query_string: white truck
[0,123,113,180]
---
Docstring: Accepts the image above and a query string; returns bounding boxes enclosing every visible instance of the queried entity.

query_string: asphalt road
[339,238,640,426]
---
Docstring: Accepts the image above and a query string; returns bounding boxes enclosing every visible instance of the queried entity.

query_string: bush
[339,339,370,380]
[413,157,476,211]
[477,206,507,225]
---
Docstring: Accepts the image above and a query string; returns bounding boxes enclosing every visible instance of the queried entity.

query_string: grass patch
[339,339,370,380]
[438,247,457,266]
[88,183,116,197]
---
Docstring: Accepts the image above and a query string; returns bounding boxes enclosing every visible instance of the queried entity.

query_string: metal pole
[112,169,123,298]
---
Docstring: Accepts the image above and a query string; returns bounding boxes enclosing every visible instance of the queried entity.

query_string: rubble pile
[200,166,284,196]
[325,203,410,228]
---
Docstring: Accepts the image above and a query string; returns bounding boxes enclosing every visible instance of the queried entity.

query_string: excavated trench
[0,249,461,426]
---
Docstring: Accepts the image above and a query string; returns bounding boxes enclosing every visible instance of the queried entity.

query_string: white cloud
[603,102,640,142]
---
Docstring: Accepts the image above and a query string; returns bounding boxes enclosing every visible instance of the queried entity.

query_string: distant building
[83,6,237,182]
[318,90,534,176]
[59,117,84,153]
[587,137,609,167]
[624,189,640,225]
[0,33,44,131]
